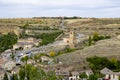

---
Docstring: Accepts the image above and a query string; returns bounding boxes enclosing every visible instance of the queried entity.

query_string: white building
[100,67,120,80]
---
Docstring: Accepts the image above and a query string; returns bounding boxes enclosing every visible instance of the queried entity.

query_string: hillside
[0,18,61,34]
[65,18,120,37]
[56,35,120,65]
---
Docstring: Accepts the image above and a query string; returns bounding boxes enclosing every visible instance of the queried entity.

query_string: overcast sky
[0,0,120,18]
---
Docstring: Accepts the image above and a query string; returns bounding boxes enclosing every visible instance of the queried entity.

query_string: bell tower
[69,30,75,48]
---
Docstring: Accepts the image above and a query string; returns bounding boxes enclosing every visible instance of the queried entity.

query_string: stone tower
[69,30,75,48]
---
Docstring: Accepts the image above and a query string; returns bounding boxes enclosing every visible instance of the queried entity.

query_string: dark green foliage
[21,56,29,64]
[23,31,63,45]
[19,67,25,80]
[87,56,120,71]
[79,72,87,78]
[18,64,58,80]
[85,33,110,47]
[92,32,110,42]
[65,48,76,53]
[0,32,17,53]
[39,31,63,45]
[88,74,98,80]
[3,73,8,80]
[93,32,99,41]
[12,74,19,80]
[88,36,92,46]
[10,53,15,60]
[47,71,57,80]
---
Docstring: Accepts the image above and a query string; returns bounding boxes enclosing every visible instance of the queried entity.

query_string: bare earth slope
[56,36,120,65]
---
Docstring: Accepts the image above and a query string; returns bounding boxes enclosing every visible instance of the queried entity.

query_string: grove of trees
[0,32,18,54]
[87,56,120,72]
[10,64,58,80]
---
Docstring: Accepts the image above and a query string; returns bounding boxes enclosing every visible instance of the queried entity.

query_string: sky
[0,0,120,18]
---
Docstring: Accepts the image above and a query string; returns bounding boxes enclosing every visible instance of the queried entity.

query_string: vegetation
[19,67,25,80]
[49,51,56,57]
[0,32,18,53]
[33,53,47,63]
[92,32,110,42]
[3,73,8,80]
[87,56,120,72]
[22,31,63,45]
[18,64,57,80]
[85,32,110,47]
[10,53,15,60]
[88,74,98,80]
[88,36,92,46]
[79,72,87,78]
[21,56,29,64]
[38,31,63,45]
[54,48,76,57]
[12,73,19,80]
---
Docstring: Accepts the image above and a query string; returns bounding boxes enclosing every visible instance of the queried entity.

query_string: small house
[69,71,80,80]
[100,67,120,80]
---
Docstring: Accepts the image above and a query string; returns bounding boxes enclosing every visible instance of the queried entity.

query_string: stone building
[13,37,41,50]
[63,30,76,48]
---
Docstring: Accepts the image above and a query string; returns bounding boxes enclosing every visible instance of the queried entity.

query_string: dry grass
[56,36,120,65]
[0,18,61,34]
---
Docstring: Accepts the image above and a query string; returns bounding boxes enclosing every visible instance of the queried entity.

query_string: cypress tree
[3,73,8,80]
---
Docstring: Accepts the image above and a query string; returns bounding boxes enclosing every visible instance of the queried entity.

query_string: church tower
[69,30,75,48]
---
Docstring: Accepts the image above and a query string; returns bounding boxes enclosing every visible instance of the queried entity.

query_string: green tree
[88,36,92,46]
[93,32,99,41]
[79,72,87,78]
[47,71,57,80]
[21,56,29,64]
[19,68,25,80]
[34,54,39,63]
[10,53,15,60]
[3,73,8,80]
[12,73,19,80]
[0,33,17,54]
[88,74,98,80]
[110,57,118,66]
